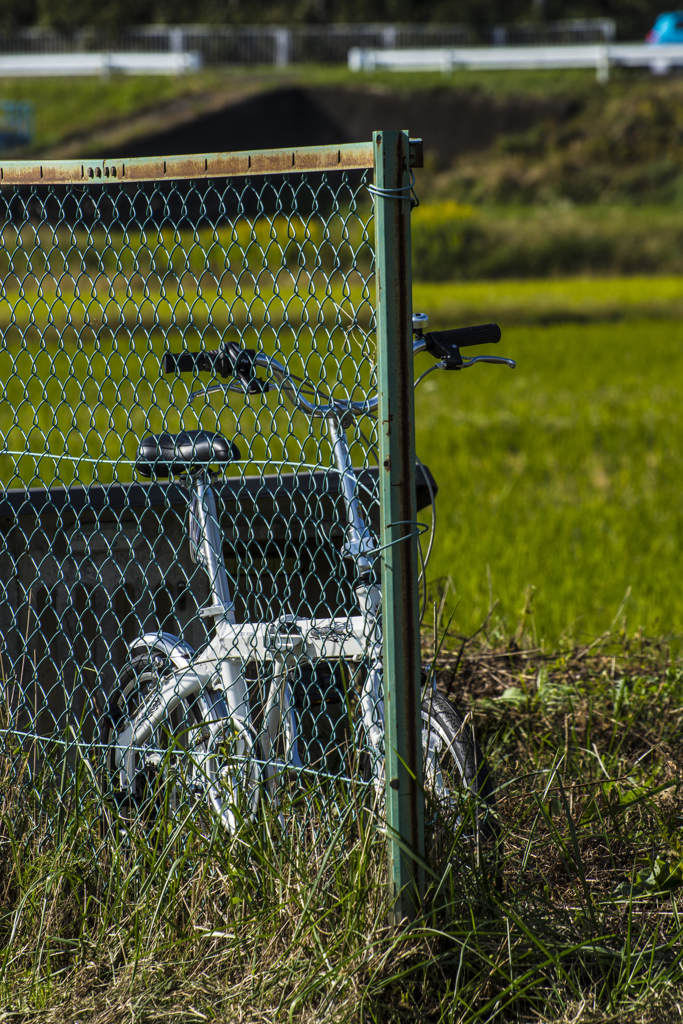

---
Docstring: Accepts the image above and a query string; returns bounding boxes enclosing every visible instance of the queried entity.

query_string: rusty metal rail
[0,141,375,186]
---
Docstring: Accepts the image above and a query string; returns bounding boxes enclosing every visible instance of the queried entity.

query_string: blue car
[647,11,683,43]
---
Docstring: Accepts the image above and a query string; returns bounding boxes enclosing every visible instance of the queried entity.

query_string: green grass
[415,315,683,646]
[1,246,683,1019]
[270,63,605,97]
[0,73,228,154]
[0,215,376,488]
[426,73,683,207]
[414,274,683,326]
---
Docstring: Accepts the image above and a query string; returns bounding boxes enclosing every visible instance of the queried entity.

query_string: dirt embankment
[44,77,683,206]
[75,85,568,167]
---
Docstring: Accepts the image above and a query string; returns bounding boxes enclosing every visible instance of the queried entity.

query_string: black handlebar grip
[162,351,220,374]
[428,323,501,348]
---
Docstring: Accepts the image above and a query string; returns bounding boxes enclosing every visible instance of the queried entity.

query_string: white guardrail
[0,51,201,76]
[0,21,616,68]
[348,43,683,83]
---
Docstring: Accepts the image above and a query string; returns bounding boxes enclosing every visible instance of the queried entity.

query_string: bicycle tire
[421,691,496,835]
[101,652,260,833]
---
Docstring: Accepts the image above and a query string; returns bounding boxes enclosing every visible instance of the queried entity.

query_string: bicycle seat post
[327,412,374,580]
[190,470,236,623]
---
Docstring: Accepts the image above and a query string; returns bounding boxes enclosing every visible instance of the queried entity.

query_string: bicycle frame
[111,410,385,795]
[108,319,516,830]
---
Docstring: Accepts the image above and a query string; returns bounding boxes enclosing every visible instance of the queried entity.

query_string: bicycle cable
[415,452,435,625]
[414,363,442,389]
[412,358,439,624]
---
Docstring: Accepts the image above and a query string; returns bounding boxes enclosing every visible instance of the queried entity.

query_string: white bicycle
[100,314,515,833]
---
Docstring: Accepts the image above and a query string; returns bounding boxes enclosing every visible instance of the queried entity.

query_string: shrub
[411,201,479,281]
[411,202,683,280]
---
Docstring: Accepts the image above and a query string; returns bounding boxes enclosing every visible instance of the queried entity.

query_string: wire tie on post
[366,171,419,209]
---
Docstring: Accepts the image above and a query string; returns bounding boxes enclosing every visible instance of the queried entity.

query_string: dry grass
[2,618,683,1022]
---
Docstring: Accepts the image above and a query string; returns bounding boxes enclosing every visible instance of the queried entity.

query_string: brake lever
[461,355,516,369]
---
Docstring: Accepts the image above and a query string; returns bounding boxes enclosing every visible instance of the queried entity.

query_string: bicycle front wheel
[421,691,496,836]
[101,652,260,832]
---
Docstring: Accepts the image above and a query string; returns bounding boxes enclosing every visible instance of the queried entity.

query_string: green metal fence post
[373,128,425,925]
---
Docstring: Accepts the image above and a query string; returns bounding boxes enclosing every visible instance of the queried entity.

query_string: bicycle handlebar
[419,322,501,370]
[162,342,266,392]
[426,323,501,349]
[164,320,512,418]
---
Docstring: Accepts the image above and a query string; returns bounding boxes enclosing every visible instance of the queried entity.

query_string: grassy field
[415,274,683,325]
[432,82,683,208]
[0,63,648,162]
[2,263,683,1018]
[0,73,228,154]
[415,314,683,646]
[411,204,683,281]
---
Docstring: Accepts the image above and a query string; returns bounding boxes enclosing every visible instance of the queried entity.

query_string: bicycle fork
[327,414,385,773]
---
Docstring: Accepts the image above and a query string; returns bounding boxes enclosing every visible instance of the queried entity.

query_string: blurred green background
[3,61,683,646]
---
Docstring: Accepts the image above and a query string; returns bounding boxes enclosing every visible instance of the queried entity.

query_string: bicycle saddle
[135,430,241,478]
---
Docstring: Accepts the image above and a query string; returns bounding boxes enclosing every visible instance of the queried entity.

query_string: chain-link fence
[0,137,439,914]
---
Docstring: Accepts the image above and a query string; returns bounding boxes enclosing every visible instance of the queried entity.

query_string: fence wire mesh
[0,145,437,843]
